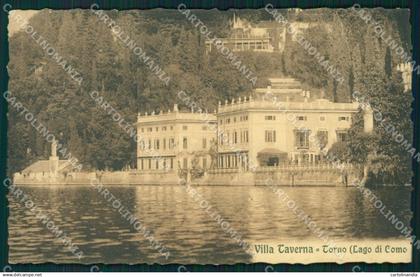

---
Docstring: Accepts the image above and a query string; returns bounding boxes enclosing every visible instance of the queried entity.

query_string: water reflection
[8,185,411,264]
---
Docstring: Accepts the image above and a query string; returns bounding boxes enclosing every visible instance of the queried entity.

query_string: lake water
[7,185,412,264]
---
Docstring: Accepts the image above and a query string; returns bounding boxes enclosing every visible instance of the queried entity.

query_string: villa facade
[215,78,373,169]
[136,105,217,172]
[137,78,374,172]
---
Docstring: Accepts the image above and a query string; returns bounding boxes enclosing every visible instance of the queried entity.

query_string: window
[295,130,310,149]
[203,157,207,168]
[156,160,159,169]
[141,159,144,170]
[162,126,167,131]
[218,132,224,146]
[233,117,237,123]
[170,126,173,130]
[244,130,249,143]
[170,158,174,169]
[202,138,207,149]
[337,131,348,142]
[155,127,159,132]
[148,139,152,150]
[202,126,207,131]
[163,138,166,150]
[183,125,188,130]
[155,139,160,150]
[183,158,188,169]
[139,140,145,150]
[226,118,230,124]
[183,137,188,149]
[147,127,152,132]
[316,130,328,149]
[265,115,276,120]
[141,128,144,133]
[169,138,175,149]
[233,131,238,144]
[320,116,325,121]
[297,116,307,121]
[148,159,151,169]
[219,120,223,125]
[338,116,349,121]
[265,130,276,143]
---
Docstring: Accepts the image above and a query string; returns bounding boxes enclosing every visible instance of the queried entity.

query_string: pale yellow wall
[217,107,356,167]
[137,113,217,170]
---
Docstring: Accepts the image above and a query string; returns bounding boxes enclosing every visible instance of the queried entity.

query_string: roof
[137,111,217,125]
[21,160,74,174]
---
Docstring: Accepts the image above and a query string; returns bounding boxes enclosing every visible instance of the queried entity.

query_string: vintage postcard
[5,4,416,265]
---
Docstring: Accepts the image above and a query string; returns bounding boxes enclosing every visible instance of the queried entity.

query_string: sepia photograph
[3,2,418,270]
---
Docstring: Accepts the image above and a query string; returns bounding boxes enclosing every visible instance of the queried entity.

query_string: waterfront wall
[13,171,96,185]
[13,170,182,185]
[13,164,358,186]
[194,164,357,186]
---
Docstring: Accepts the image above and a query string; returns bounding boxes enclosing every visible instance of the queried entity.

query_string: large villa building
[136,105,217,171]
[137,78,374,172]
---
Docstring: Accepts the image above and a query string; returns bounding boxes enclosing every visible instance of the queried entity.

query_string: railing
[207,163,352,174]
[218,99,360,113]
[256,163,351,172]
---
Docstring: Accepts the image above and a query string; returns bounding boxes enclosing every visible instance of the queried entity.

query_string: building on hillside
[136,105,217,172]
[205,14,321,54]
[216,78,373,169]
[205,14,275,53]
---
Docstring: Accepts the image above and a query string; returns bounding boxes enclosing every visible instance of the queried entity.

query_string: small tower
[49,138,59,175]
